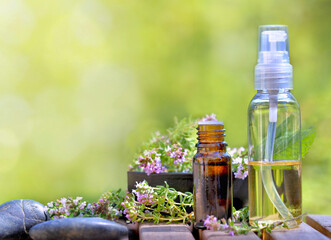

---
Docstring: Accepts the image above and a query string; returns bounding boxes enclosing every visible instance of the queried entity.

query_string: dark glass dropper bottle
[193,121,232,228]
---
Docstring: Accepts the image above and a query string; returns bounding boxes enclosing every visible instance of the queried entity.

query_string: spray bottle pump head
[258,26,289,64]
[255,25,293,90]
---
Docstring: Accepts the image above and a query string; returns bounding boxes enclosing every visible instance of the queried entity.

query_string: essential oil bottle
[248,25,302,227]
[193,121,232,228]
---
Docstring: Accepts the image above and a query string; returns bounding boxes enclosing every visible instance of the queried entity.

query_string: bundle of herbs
[129,114,249,180]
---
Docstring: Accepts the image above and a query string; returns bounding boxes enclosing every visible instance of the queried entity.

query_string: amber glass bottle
[193,121,232,228]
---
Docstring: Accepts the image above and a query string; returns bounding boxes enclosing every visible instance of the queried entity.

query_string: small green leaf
[301,127,316,158]
[273,126,316,160]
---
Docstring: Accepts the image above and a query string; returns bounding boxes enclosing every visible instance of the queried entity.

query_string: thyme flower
[45,197,93,219]
[203,215,222,231]
[121,180,194,224]
[45,189,125,220]
[200,113,218,122]
[166,144,189,165]
[136,150,166,175]
[204,208,306,237]
[228,147,248,180]
[130,114,249,179]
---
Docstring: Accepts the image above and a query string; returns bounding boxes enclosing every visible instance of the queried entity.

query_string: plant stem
[137,212,194,222]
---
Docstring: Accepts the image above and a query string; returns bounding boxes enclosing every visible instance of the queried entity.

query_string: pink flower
[136,150,166,175]
[79,201,87,210]
[228,147,238,156]
[73,197,83,206]
[165,146,171,154]
[238,147,245,155]
[232,157,242,164]
[60,198,67,207]
[170,152,177,158]
[222,224,229,230]
[58,207,66,214]
[201,113,218,122]
[234,163,248,180]
[168,144,188,165]
[133,181,156,205]
[204,215,221,231]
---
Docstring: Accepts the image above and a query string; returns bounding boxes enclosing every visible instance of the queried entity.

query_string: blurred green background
[0,0,330,214]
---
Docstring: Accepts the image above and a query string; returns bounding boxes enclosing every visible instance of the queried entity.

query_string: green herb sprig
[121,180,194,223]
[45,180,194,224]
[205,207,307,237]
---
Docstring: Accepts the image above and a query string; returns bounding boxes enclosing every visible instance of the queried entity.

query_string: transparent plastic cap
[255,25,293,90]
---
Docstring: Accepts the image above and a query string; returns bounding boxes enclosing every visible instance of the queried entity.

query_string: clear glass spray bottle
[248,25,302,227]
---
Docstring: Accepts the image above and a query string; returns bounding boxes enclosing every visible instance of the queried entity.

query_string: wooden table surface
[133,215,331,240]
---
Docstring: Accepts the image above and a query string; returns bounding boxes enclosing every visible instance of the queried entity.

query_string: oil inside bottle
[248,160,302,225]
[194,159,232,227]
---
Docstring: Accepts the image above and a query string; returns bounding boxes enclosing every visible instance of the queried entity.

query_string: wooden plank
[264,222,330,240]
[202,230,260,240]
[139,224,194,240]
[306,215,331,238]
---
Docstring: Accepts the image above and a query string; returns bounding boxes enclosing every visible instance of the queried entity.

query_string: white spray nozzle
[259,28,289,64]
[255,25,293,90]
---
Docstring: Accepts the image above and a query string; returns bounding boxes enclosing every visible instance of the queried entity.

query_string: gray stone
[0,199,48,240]
[29,217,128,240]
